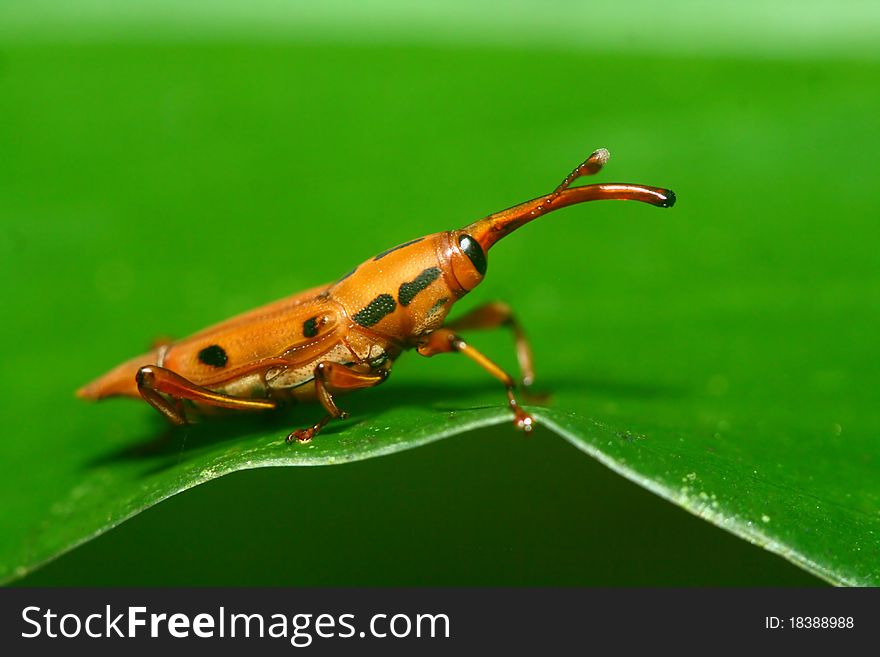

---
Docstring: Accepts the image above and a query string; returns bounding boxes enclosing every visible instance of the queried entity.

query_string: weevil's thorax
[329,230,487,345]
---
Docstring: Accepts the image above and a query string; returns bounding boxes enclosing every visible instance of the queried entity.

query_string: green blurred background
[2,1,879,585]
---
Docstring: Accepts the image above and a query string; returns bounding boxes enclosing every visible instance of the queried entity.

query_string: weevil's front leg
[417,329,534,432]
[136,365,277,425]
[445,301,535,388]
[287,362,389,444]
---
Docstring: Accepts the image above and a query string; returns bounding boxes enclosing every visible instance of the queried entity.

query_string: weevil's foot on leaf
[286,428,314,444]
[286,414,331,444]
[513,410,535,434]
[506,388,534,433]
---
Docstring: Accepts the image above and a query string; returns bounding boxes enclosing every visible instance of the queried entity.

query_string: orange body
[79,232,472,406]
[78,149,674,439]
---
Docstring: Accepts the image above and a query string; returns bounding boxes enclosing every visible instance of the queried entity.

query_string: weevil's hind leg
[287,362,389,444]
[136,365,277,425]
[417,329,534,433]
[445,301,536,389]
[137,379,188,425]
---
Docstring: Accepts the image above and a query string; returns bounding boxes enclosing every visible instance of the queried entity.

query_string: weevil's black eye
[458,234,487,276]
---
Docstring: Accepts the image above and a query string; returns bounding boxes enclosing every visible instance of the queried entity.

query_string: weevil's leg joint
[444,301,536,389]
[286,361,389,445]
[136,364,277,426]
[507,388,534,433]
[417,328,536,433]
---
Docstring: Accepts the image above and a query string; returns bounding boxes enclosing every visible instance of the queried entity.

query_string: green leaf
[1,35,878,585]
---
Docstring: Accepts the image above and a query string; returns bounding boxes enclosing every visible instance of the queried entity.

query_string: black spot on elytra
[353,294,396,327]
[198,344,228,368]
[303,316,320,338]
[398,267,441,306]
[373,237,424,261]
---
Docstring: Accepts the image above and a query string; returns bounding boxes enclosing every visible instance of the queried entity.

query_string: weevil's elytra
[77,149,675,443]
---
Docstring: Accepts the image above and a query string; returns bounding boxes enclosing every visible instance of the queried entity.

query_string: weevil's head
[445,229,488,293]
[328,150,674,345]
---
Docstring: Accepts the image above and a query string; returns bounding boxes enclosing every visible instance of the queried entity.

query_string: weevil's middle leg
[136,365,277,425]
[287,362,389,444]
[417,329,534,432]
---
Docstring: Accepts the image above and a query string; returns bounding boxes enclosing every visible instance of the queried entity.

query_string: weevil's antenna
[462,148,675,252]
[536,147,611,212]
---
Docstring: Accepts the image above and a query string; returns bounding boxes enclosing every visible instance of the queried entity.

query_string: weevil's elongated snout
[460,148,675,254]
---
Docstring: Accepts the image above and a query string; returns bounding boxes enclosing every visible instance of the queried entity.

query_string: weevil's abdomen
[78,284,336,401]
[161,299,342,387]
[77,348,162,399]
